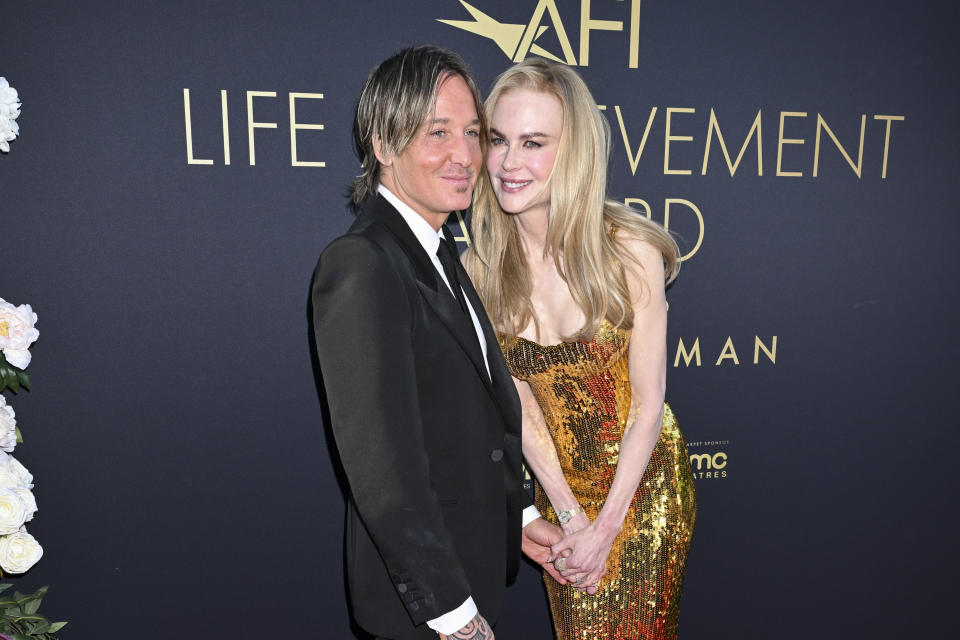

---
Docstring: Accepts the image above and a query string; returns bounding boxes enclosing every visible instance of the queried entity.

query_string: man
[311,46,564,640]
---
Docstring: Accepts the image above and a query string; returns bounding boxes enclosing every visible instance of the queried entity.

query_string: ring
[555,557,565,570]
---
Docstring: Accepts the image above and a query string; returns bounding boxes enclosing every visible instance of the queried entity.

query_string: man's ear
[373,137,392,167]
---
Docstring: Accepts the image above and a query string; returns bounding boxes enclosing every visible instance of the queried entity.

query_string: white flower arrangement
[0,77,20,154]
[0,298,62,635]
[0,298,40,575]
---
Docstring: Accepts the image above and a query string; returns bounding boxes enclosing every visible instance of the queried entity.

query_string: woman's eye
[523,140,541,149]
[490,137,505,145]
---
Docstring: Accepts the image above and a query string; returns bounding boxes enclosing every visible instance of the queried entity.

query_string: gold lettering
[689,453,712,470]
[247,91,278,166]
[623,197,651,218]
[701,109,763,176]
[674,337,701,367]
[664,107,695,175]
[874,115,905,179]
[289,92,325,167]
[712,452,728,469]
[813,113,866,178]
[183,89,213,165]
[220,90,230,166]
[754,335,777,364]
[452,211,472,246]
[664,198,704,261]
[776,111,807,177]
[715,336,740,365]
[515,0,577,65]
[628,0,642,69]
[579,0,623,67]
[613,106,657,175]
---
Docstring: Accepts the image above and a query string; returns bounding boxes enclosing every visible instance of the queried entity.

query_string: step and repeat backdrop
[2,1,957,638]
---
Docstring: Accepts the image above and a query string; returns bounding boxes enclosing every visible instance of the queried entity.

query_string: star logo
[437,0,577,65]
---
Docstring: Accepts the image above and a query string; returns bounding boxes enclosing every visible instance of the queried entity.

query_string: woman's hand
[560,510,590,537]
[551,518,619,594]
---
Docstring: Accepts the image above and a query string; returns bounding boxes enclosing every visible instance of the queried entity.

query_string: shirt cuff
[521,505,542,528]
[426,597,478,635]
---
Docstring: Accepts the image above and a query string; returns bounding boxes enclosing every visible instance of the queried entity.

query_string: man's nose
[449,133,475,167]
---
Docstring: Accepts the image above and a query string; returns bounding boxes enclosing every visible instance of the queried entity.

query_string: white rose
[0,489,28,535]
[0,119,12,154]
[0,455,33,489]
[0,299,38,369]
[0,528,42,574]
[13,488,36,523]
[0,78,19,121]
[0,397,15,452]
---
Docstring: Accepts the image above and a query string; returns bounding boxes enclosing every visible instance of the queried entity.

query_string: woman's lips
[499,178,532,192]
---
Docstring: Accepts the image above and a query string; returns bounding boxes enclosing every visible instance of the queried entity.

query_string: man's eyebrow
[425,117,481,127]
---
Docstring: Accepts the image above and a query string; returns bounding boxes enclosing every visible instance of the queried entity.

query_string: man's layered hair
[350,45,486,211]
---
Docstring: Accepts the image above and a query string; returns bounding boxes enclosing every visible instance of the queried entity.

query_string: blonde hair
[463,59,680,340]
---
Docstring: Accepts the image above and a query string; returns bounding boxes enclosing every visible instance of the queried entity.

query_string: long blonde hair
[463,59,680,340]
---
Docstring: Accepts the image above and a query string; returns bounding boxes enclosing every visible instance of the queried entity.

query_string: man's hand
[521,518,568,585]
[438,613,494,639]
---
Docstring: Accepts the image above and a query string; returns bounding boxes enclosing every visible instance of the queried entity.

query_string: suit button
[397,583,407,593]
[490,448,504,462]
[410,601,420,611]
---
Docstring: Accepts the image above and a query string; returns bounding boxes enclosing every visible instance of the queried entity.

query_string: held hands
[551,512,617,595]
[521,518,568,585]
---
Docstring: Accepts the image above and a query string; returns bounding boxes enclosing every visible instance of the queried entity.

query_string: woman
[463,59,696,639]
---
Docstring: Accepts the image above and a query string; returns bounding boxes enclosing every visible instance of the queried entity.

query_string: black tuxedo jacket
[311,194,529,639]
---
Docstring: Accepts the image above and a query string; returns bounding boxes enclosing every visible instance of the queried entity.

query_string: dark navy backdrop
[1,1,957,637]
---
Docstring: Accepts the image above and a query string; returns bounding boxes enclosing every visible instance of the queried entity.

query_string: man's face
[377,74,482,229]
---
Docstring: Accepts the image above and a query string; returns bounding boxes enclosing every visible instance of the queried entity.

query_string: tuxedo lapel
[367,197,494,395]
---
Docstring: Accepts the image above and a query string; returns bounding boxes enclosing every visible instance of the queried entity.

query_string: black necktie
[436,235,471,319]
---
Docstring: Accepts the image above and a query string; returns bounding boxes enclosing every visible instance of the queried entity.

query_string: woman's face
[486,89,563,218]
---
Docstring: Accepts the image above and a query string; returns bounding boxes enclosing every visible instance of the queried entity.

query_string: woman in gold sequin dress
[463,60,696,640]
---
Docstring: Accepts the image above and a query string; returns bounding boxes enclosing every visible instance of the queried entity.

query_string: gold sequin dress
[501,320,696,640]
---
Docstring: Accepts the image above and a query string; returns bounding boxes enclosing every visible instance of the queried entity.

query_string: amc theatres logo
[438,0,643,68]
[689,450,727,479]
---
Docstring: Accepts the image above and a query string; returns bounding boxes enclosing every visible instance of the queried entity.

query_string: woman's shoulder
[606,222,663,263]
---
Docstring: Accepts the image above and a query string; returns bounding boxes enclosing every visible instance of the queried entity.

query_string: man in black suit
[311,46,565,640]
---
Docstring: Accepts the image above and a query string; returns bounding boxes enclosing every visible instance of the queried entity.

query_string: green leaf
[15,371,29,391]
[48,621,67,633]
[0,366,15,393]
[21,597,41,616]
[14,426,21,444]
[27,618,50,633]
[0,583,13,593]
[2,372,17,394]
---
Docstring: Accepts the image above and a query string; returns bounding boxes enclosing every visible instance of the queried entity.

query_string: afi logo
[438,0,643,68]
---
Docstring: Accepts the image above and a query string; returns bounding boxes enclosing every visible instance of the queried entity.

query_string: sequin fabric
[501,320,696,639]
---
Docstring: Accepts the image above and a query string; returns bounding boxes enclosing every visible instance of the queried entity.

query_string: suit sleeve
[312,234,472,625]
